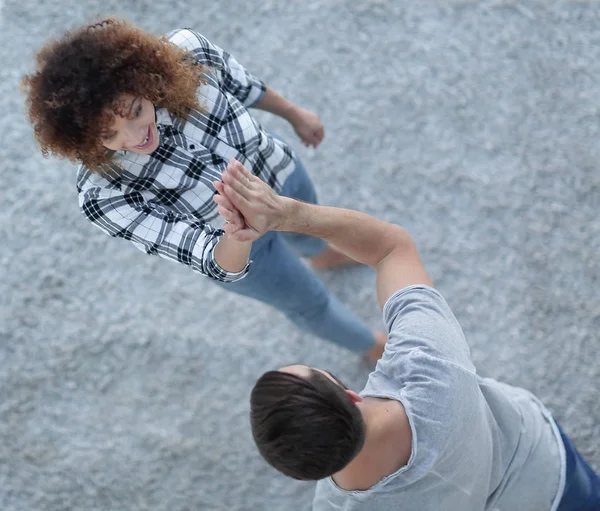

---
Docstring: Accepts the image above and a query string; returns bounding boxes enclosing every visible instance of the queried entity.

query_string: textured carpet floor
[1,1,598,510]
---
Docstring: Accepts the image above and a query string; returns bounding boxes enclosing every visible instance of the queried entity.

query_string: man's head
[249,364,366,480]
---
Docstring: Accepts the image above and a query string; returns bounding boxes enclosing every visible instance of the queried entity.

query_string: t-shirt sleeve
[360,287,482,477]
[382,285,473,369]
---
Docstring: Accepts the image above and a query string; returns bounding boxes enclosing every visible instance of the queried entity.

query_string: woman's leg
[212,231,375,353]
[556,422,600,511]
[277,152,355,268]
[278,154,328,257]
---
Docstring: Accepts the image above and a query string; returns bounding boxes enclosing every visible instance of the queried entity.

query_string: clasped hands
[213,159,289,242]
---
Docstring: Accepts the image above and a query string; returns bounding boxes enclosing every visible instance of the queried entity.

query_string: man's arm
[282,203,432,308]
[213,162,432,308]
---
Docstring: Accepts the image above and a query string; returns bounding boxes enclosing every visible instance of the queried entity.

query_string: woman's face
[101,95,160,154]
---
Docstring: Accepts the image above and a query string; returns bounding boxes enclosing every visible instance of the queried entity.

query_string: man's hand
[213,159,289,242]
[289,107,324,148]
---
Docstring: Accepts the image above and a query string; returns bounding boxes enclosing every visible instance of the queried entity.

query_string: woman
[22,18,386,359]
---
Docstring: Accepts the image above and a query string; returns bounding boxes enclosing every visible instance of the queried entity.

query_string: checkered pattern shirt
[76,29,297,282]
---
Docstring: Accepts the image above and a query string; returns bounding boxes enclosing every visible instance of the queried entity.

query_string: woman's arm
[78,161,253,283]
[167,29,266,108]
[213,233,252,273]
[253,87,324,148]
[167,30,324,148]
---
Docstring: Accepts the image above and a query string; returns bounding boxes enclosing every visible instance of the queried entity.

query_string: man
[213,161,599,510]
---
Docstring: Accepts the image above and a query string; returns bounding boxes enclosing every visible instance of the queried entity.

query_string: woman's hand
[252,87,324,148]
[213,159,289,242]
[214,161,246,229]
[289,107,324,148]
[214,181,248,232]
[213,160,261,242]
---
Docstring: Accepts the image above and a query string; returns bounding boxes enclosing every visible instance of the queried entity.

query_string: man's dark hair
[249,369,366,480]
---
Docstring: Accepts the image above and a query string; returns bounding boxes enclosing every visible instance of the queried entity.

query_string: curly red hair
[22,18,205,171]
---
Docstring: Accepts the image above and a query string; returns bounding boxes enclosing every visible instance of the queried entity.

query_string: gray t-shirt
[313,286,565,511]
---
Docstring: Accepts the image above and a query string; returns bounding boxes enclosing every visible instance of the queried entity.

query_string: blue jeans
[556,422,600,511]
[212,154,375,353]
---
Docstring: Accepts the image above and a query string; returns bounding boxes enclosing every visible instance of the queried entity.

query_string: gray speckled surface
[1,1,599,509]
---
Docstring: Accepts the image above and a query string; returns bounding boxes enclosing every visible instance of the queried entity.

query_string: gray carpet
[1,1,599,509]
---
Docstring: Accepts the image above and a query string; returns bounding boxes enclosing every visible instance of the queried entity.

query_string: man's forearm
[278,199,415,269]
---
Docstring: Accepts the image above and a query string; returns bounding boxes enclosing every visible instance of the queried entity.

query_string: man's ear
[345,389,363,404]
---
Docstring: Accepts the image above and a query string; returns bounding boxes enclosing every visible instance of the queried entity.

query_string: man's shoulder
[312,478,381,511]
[312,479,350,511]
[381,284,474,370]
[382,285,445,322]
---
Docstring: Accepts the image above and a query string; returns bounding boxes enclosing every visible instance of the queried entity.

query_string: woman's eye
[135,105,142,117]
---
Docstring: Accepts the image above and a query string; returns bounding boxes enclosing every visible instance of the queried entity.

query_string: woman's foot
[308,244,357,270]
[364,331,388,361]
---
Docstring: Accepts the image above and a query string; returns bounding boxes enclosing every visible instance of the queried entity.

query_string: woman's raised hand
[213,159,288,242]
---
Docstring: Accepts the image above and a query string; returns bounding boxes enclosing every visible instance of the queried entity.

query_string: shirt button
[189,144,196,150]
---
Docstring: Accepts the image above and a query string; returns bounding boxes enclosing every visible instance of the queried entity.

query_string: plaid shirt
[76,29,297,282]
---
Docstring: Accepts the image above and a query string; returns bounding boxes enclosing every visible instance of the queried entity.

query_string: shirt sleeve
[167,28,266,107]
[382,285,474,370]
[78,184,250,283]
[363,286,482,477]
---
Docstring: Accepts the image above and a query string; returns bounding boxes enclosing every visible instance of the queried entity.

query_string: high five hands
[213,159,287,242]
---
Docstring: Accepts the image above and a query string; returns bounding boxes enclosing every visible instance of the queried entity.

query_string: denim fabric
[556,423,600,511]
